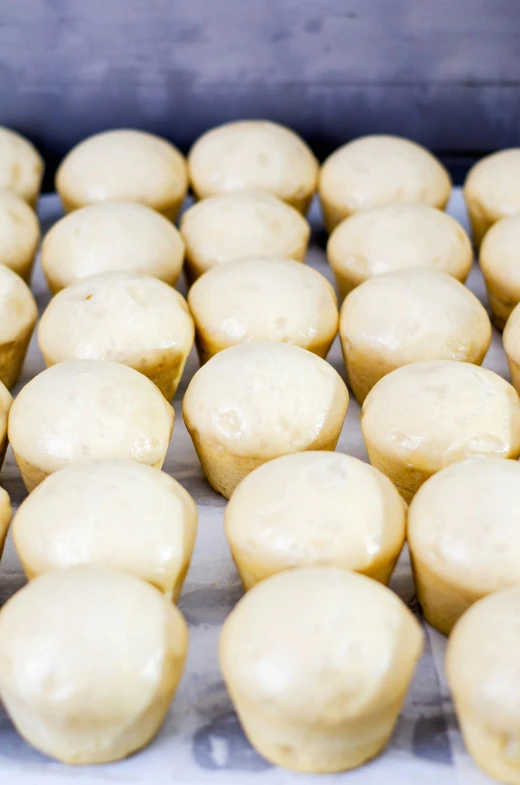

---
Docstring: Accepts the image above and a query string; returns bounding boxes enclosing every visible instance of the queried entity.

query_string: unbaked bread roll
[0,566,187,764]
[446,586,520,784]
[220,566,423,772]
[361,360,520,501]
[13,459,196,600]
[0,126,43,206]
[56,129,188,220]
[8,360,174,492]
[0,190,40,282]
[38,271,194,400]
[188,121,318,213]
[340,269,491,403]
[464,148,520,248]
[0,487,12,562]
[504,302,520,391]
[180,190,310,282]
[0,380,12,470]
[188,258,338,364]
[183,343,348,498]
[480,215,520,329]
[409,458,520,635]
[327,204,472,300]
[225,452,405,589]
[41,201,185,294]
[0,265,38,389]
[319,135,451,233]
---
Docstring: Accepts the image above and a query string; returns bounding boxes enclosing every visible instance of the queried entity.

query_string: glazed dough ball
[340,269,491,403]
[0,266,38,389]
[0,566,187,764]
[0,487,12,562]
[0,380,12,470]
[409,458,520,635]
[13,459,197,600]
[319,135,451,233]
[220,566,423,772]
[0,190,40,282]
[41,201,185,294]
[361,360,520,501]
[225,452,406,589]
[0,127,43,206]
[446,586,520,784]
[480,215,520,329]
[188,258,338,363]
[180,190,310,282]
[8,360,174,492]
[327,204,472,300]
[464,148,520,248]
[38,271,194,400]
[183,343,349,498]
[188,121,318,213]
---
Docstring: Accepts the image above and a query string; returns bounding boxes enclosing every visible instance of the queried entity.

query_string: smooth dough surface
[41,201,185,293]
[220,566,423,772]
[188,258,338,362]
[464,148,520,247]
[504,299,520,392]
[13,459,197,600]
[0,190,40,282]
[480,214,520,329]
[225,452,406,589]
[0,265,38,389]
[340,269,491,402]
[0,566,188,764]
[188,121,318,212]
[0,126,43,205]
[319,135,451,232]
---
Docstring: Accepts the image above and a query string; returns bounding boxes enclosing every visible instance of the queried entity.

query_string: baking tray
[0,189,500,784]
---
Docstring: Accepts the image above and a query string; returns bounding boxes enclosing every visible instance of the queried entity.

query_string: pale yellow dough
[481,215,520,329]
[225,452,406,589]
[188,258,338,363]
[0,380,12,470]
[0,190,40,282]
[464,148,520,248]
[361,360,520,501]
[8,360,174,492]
[409,458,520,635]
[41,201,185,294]
[504,301,520,391]
[0,265,38,389]
[220,566,423,773]
[446,586,520,784]
[38,271,194,400]
[340,269,491,403]
[0,126,43,206]
[327,204,472,300]
[0,486,12,562]
[188,121,318,213]
[180,190,310,282]
[13,459,197,600]
[319,135,451,233]
[183,342,349,498]
[0,566,188,764]
[56,129,188,220]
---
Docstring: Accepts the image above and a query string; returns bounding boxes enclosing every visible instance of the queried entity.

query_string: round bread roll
[225,452,406,589]
[504,302,520,392]
[409,458,520,635]
[183,343,349,498]
[361,360,520,501]
[0,380,12,470]
[0,190,40,282]
[446,586,520,784]
[0,487,12,562]
[339,269,491,403]
[480,215,520,330]
[0,266,38,389]
[8,360,174,492]
[319,135,451,233]
[220,566,423,772]
[41,201,185,294]
[38,271,194,400]
[188,121,318,213]
[0,127,43,206]
[180,190,310,282]
[56,129,188,220]
[327,204,472,300]
[464,148,520,248]
[0,566,188,764]
[13,459,197,600]
[188,258,338,364]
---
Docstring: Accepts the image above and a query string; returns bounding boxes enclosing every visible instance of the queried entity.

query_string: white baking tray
[0,190,499,784]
